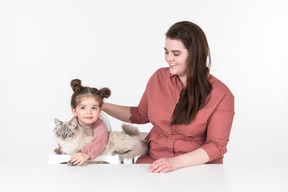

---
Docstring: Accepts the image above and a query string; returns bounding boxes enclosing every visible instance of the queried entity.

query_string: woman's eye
[174,53,180,56]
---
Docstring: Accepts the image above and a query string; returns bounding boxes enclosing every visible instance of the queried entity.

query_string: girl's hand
[71,152,90,166]
[149,157,180,173]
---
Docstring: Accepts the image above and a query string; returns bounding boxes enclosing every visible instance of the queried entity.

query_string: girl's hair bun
[99,87,111,99]
[70,79,83,92]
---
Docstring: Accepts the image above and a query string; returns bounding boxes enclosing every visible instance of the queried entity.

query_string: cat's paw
[54,148,62,154]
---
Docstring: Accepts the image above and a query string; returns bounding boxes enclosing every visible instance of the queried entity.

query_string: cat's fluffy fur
[101,124,149,162]
[54,118,93,155]
[54,118,148,164]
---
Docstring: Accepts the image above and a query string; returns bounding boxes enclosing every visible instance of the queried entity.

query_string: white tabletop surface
[0,163,287,192]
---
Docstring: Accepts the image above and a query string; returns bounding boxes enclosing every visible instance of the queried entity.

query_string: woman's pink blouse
[131,67,235,163]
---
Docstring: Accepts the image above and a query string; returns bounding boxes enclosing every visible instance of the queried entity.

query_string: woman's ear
[72,108,77,116]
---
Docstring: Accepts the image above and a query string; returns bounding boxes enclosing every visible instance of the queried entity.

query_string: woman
[102,21,235,173]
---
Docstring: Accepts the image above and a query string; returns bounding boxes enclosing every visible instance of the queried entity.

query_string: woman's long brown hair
[167,21,212,125]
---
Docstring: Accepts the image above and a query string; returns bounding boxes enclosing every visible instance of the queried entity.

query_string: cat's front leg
[54,148,62,154]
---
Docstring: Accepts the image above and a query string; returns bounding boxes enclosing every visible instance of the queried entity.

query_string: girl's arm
[149,148,209,173]
[102,103,131,123]
[83,123,108,160]
[71,123,108,166]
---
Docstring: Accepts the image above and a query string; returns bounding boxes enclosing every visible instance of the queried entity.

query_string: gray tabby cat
[54,118,148,165]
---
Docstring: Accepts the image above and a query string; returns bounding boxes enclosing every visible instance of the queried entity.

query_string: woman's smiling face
[164,38,189,86]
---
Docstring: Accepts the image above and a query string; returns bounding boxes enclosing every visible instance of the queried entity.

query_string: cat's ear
[69,118,78,129]
[54,118,63,126]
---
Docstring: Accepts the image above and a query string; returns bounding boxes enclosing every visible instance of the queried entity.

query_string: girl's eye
[80,107,85,110]
[92,107,97,110]
[164,52,168,55]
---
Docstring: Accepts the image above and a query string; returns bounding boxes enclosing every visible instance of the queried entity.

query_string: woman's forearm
[102,103,131,123]
[175,148,210,169]
[149,147,210,173]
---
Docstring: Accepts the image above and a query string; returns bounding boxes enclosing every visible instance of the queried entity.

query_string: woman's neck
[178,75,187,87]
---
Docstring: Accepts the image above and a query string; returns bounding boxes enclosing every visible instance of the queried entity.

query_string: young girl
[69,79,111,166]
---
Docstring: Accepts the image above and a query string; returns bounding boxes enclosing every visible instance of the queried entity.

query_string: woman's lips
[169,64,177,68]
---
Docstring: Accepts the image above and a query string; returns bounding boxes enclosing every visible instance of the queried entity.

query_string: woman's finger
[149,161,162,172]
[159,166,171,173]
[150,161,168,173]
[153,164,168,173]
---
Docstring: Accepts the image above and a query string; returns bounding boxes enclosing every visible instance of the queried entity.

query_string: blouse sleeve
[81,123,108,160]
[201,90,235,162]
[130,87,150,124]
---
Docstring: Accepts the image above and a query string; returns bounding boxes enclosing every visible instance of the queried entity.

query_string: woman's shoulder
[152,67,170,76]
[209,74,234,97]
[148,67,170,81]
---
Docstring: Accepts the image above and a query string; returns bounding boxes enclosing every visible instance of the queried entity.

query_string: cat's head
[54,118,78,141]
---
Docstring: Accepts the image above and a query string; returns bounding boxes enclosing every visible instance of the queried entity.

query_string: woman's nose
[165,53,173,62]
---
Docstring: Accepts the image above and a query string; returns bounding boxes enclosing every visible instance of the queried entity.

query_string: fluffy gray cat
[54,118,148,165]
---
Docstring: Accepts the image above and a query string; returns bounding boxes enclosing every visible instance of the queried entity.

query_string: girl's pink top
[80,118,108,160]
[131,67,235,164]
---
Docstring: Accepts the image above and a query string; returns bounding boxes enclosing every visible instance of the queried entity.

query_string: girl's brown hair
[70,79,111,108]
[167,21,212,125]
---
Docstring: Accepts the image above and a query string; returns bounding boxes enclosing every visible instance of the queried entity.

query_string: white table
[0,163,287,192]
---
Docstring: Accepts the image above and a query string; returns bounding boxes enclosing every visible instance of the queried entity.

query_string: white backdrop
[0,0,287,165]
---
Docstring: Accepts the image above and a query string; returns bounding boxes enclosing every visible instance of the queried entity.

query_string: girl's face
[72,96,101,127]
[164,38,189,86]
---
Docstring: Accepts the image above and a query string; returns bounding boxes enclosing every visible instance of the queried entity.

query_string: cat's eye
[57,130,62,136]
[67,129,74,136]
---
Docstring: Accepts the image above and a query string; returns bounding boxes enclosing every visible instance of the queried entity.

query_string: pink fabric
[131,67,235,164]
[79,118,108,160]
